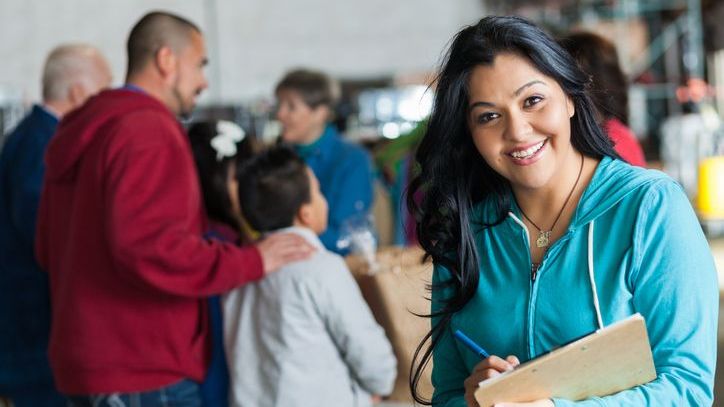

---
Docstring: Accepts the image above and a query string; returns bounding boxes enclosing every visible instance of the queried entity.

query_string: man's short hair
[275,68,340,109]
[41,44,105,102]
[126,11,200,75]
[238,146,310,232]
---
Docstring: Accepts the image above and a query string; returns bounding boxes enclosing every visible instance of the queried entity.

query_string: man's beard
[172,86,193,120]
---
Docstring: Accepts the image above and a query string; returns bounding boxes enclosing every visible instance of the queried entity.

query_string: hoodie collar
[293,124,337,161]
[494,156,665,234]
[570,156,666,228]
[36,104,60,121]
[26,104,60,137]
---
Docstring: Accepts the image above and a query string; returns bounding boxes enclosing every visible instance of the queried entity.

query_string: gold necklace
[518,154,584,248]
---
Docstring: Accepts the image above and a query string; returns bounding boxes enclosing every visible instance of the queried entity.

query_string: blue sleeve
[554,180,718,406]
[319,148,374,254]
[8,138,45,249]
[431,264,469,407]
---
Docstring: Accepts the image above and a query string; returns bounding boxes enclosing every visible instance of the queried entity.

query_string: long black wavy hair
[406,16,620,404]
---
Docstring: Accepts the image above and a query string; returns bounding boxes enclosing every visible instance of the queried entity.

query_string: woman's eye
[476,112,499,124]
[523,96,544,108]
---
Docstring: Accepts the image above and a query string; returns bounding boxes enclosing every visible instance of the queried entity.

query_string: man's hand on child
[256,233,315,274]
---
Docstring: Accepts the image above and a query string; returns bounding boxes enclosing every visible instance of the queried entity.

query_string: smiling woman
[467,54,577,192]
[407,15,718,407]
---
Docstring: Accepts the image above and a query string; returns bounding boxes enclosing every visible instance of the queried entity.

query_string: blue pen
[454,329,490,359]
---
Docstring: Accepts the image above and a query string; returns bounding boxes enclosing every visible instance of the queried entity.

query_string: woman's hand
[464,355,520,406]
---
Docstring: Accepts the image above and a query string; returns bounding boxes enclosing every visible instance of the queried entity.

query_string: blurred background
[1,0,723,404]
[1,1,723,165]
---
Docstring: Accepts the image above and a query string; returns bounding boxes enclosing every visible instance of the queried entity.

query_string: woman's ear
[566,96,575,118]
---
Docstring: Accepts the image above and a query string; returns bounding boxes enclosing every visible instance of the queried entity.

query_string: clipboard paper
[474,313,656,406]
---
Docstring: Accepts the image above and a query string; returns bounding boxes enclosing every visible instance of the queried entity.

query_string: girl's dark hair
[559,31,630,125]
[406,16,620,404]
[188,120,257,233]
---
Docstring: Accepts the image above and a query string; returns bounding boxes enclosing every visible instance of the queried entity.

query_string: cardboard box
[346,246,434,402]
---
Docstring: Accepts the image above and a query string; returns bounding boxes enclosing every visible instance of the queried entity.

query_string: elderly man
[0,44,111,407]
[36,11,313,406]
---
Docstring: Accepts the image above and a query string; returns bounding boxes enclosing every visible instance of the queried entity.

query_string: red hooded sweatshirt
[36,89,263,394]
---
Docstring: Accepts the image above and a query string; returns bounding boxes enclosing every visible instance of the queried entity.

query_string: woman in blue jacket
[275,69,374,254]
[407,16,717,406]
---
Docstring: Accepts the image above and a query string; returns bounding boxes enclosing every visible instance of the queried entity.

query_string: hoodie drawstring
[509,212,605,330]
[588,220,604,330]
[508,212,536,279]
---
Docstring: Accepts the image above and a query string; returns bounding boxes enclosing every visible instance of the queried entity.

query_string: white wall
[0,0,205,104]
[0,0,485,105]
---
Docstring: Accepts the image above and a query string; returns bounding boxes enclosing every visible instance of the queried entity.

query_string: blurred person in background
[660,77,721,197]
[188,119,259,407]
[275,69,375,254]
[0,43,111,407]
[35,11,312,407]
[560,31,646,167]
[226,146,396,407]
[375,118,427,246]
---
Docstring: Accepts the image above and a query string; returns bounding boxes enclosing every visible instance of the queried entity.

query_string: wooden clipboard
[474,313,656,406]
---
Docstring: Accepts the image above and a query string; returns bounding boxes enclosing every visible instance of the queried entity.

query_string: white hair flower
[210,120,246,161]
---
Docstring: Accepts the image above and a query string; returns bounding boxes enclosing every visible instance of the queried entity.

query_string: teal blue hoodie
[431,157,718,406]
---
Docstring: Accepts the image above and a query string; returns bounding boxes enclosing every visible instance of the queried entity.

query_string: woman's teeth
[510,140,545,159]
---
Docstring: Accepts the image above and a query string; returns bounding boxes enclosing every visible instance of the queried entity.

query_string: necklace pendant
[535,231,551,248]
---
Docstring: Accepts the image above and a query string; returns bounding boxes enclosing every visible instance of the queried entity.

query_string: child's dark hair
[237,146,310,232]
[188,120,256,232]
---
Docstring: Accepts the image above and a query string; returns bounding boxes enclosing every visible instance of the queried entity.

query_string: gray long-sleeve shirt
[222,227,397,407]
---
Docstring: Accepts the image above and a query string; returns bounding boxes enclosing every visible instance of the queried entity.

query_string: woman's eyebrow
[468,80,548,109]
[469,100,494,109]
[514,80,546,96]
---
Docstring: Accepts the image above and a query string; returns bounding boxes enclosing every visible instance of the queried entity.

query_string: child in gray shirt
[223,146,396,407]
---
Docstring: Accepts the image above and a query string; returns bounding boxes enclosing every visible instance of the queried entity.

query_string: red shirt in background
[605,118,647,167]
[36,89,263,394]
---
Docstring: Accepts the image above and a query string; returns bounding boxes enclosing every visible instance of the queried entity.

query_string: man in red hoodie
[35,11,313,406]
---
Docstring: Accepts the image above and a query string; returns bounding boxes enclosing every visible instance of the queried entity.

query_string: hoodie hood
[472,156,669,229]
[45,88,171,182]
[570,156,669,228]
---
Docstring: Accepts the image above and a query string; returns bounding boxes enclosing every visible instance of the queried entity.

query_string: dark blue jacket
[199,224,236,407]
[295,125,374,254]
[0,105,60,393]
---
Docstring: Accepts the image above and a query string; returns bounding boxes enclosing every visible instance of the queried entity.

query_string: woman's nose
[504,110,533,142]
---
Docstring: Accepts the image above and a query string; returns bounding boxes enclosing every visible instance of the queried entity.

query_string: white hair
[41,44,107,102]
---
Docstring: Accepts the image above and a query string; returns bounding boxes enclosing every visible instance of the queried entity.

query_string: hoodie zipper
[509,212,538,359]
[508,212,540,282]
